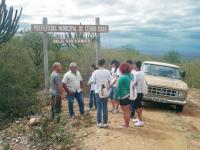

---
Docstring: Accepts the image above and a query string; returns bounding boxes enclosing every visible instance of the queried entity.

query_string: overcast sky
[6,0,200,52]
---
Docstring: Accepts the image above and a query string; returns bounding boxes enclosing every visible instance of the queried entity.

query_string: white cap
[69,62,77,67]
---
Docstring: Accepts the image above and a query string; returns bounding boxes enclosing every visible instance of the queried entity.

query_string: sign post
[42,17,49,101]
[95,17,101,66]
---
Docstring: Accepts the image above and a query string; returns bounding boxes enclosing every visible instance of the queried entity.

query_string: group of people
[50,62,85,122]
[50,58,145,128]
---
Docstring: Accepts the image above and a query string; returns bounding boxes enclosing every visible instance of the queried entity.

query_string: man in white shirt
[62,62,85,119]
[132,61,145,127]
[92,59,111,128]
[88,64,97,110]
[127,60,137,118]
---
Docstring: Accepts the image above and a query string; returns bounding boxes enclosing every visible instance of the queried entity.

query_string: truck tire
[176,105,184,112]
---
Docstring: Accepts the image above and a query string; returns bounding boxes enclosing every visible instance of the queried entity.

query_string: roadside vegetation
[0,32,199,149]
[0,32,199,120]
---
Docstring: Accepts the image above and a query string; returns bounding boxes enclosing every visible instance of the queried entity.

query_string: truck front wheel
[176,105,184,112]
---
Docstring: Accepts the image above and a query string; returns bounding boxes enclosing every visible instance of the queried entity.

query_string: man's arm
[110,76,118,86]
[79,72,84,90]
[80,81,84,89]
[108,71,112,88]
[62,83,70,94]
[88,76,92,85]
[57,82,65,99]
[134,73,138,86]
[62,74,72,95]
[54,75,65,99]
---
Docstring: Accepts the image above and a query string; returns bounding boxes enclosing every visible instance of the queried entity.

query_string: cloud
[75,0,117,6]
[20,14,32,21]
[189,32,200,40]
[5,0,200,53]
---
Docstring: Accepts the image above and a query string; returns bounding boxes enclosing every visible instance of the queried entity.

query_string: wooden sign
[31,24,109,33]
[53,39,91,44]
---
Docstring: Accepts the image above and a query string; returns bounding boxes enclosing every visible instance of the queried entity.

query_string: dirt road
[0,89,199,150]
[81,89,200,150]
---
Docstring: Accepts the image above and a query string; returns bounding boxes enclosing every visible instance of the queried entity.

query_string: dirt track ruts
[81,89,200,150]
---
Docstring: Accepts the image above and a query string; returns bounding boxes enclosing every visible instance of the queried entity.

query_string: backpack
[127,74,137,101]
[129,80,137,101]
[99,82,109,99]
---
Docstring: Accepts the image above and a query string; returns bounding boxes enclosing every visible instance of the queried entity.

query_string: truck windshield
[143,64,181,79]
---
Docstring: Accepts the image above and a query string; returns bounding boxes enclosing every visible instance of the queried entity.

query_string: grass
[2,143,9,150]
[29,113,75,150]
[28,111,94,150]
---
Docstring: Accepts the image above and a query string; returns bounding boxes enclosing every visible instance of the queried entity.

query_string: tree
[0,0,22,45]
[22,32,60,68]
[163,50,182,63]
[23,32,44,67]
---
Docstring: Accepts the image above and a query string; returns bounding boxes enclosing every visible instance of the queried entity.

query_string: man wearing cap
[62,62,85,119]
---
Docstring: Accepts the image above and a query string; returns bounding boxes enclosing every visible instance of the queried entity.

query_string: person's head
[69,62,77,73]
[111,59,119,68]
[119,63,131,74]
[133,61,137,69]
[52,62,62,73]
[98,59,106,67]
[126,60,134,70]
[90,64,97,72]
[135,61,142,71]
[116,61,120,68]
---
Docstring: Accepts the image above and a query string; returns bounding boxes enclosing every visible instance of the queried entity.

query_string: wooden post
[95,17,101,66]
[42,17,49,100]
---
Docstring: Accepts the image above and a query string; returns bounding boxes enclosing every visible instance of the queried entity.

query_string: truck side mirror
[180,70,186,78]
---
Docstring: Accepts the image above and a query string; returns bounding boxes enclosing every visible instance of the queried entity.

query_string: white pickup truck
[142,61,188,112]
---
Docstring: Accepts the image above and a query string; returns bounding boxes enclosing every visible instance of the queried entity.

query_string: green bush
[0,38,38,118]
[163,50,182,63]
[180,61,200,88]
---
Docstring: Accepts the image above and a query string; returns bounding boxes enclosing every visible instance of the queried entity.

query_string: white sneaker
[103,123,108,128]
[71,115,76,119]
[112,109,118,114]
[132,119,139,123]
[134,121,144,127]
[97,123,102,128]
[109,108,115,112]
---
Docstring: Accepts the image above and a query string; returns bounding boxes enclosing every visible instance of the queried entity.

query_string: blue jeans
[89,90,96,109]
[96,94,108,124]
[67,91,84,116]
[109,87,117,100]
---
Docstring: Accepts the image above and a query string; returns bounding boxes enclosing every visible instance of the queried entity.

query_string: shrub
[0,38,38,118]
[163,50,182,63]
[180,61,200,88]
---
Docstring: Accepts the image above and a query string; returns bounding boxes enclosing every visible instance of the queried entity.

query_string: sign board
[31,24,109,33]
[53,39,91,44]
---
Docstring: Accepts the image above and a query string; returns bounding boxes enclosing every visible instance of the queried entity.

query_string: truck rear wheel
[176,105,184,112]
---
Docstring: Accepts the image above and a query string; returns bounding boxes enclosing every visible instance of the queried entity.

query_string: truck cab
[142,61,188,112]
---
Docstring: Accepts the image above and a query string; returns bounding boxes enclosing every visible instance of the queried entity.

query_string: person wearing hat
[62,62,85,119]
